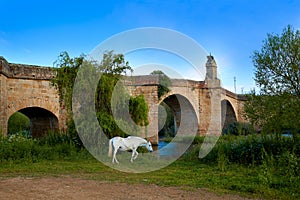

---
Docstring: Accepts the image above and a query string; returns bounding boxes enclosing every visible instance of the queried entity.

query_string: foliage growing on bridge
[245,25,300,134]
[129,95,149,126]
[51,51,84,116]
[51,51,149,139]
[150,70,171,99]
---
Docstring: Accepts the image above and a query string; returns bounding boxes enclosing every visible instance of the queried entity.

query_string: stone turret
[205,55,220,88]
[204,55,222,135]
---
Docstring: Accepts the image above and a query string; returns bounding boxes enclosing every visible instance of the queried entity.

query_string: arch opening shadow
[14,107,59,137]
[158,97,179,139]
[221,100,237,132]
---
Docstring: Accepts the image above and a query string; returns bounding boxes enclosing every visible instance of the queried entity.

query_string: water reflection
[153,140,185,158]
[282,133,293,137]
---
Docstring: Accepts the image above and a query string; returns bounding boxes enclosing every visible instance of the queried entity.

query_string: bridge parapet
[124,75,159,86]
[0,57,55,80]
[0,56,11,77]
[223,89,247,101]
[171,79,206,89]
[124,75,206,89]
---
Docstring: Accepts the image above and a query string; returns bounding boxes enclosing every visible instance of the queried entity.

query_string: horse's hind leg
[133,150,139,160]
[130,150,135,163]
[112,148,119,164]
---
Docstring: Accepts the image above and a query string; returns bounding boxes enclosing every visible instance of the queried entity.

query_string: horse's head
[146,141,153,152]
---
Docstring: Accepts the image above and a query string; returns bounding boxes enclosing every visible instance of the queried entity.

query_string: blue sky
[1,0,300,93]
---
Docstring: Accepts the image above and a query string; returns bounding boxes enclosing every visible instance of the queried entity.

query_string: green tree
[95,51,132,116]
[52,50,149,139]
[51,51,84,116]
[98,50,132,75]
[245,25,300,133]
[96,52,149,138]
[95,51,135,138]
[8,112,30,135]
[150,70,172,99]
[50,52,84,145]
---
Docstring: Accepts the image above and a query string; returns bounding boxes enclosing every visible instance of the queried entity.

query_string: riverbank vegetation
[0,133,299,199]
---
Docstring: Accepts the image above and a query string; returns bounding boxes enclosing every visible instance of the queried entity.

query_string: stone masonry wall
[0,74,8,135]
[127,83,159,144]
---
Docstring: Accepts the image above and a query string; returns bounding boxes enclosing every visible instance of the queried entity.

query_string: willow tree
[244,25,300,134]
[52,51,149,139]
[96,52,149,138]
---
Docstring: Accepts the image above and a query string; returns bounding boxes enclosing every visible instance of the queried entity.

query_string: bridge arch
[9,107,59,137]
[158,93,199,138]
[6,97,60,137]
[221,99,237,131]
[7,97,59,119]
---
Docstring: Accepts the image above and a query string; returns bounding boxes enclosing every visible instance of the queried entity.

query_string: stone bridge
[0,56,246,144]
[0,57,67,137]
[126,56,246,143]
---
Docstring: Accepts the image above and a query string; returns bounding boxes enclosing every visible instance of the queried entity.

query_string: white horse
[108,136,153,164]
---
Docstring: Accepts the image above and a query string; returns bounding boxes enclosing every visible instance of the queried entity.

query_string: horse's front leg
[133,150,139,160]
[130,148,137,162]
[131,149,139,163]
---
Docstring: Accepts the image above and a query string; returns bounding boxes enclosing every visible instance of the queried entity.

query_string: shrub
[0,132,86,164]
[223,122,255,136]
[7,112,30,135]
[66,119,83,148]
[197,134,299,166]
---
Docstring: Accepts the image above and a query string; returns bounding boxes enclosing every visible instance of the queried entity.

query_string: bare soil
[0,177,255,200]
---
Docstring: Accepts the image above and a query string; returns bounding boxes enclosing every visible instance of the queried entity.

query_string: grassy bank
[0,133,299,199]
[1,157,298,199]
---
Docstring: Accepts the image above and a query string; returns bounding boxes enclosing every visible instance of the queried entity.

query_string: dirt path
[0,177,255,200]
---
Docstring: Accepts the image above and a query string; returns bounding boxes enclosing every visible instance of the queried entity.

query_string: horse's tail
[108,138,113,157]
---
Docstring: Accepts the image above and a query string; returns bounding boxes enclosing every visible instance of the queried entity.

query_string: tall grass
[183,133,300,197]
[0,132,89,164]
[193,134,300,165]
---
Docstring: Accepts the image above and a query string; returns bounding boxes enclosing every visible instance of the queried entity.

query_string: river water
[153,141,187,158]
